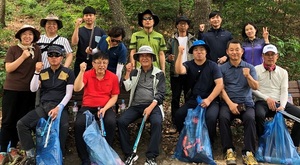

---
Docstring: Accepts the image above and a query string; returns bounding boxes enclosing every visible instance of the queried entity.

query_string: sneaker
[0,153,9,165]
[124,154,138,165]
[9,148,23,165]
[22,157,36,165]
[225,148,237,165]
[144,157,157,165]
[242,151,258,165]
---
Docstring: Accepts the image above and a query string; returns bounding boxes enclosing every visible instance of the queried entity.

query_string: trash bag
[174,96,216,165]
[36,105,64,165]
[256,112,300,164]
[83,110,124,165]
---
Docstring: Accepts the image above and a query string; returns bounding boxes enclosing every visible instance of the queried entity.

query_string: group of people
[0,5,299,165]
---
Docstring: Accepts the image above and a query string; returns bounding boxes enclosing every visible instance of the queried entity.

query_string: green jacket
[166,32,196,77]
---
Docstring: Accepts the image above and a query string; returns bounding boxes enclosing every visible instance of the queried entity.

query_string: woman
[242,22,269,66]
[0,25,41,164]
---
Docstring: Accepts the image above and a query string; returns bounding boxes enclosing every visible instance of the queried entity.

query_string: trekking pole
[132,115,147,155]
[87,22,95,60]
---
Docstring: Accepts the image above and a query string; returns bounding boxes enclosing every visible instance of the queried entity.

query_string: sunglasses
[110,39,122,43]
[48,53,62,58]
[143,17,153,21]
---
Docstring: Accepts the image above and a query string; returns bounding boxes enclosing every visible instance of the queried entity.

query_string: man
[37,14,73,69]
[72,6,106,76]
[86,26,127,81]
[174,40,223,145]
[129,9,167,72]
[165,16,196,132]
[118,46,165,165]
[253,44,300,152]
[219,40,259,165]
[16,45,75,164]
[73,52,119,165]
[198,11,233,64]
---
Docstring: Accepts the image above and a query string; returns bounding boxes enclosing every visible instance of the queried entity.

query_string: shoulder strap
[41,35,60,53]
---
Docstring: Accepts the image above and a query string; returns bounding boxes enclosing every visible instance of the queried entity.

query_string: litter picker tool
[87,22,95,60]
[126,115,147,165]
[279,110,300,123]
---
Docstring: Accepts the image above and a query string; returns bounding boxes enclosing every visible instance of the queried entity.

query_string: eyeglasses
[143,17,153,21]
[48,53,61,58]
[110,39,122,43]
[93,61,108,65]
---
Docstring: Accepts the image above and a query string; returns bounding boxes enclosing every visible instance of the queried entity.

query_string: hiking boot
[225,148,237,165]
[242,151,258,165]
[0,153,9,165]
[22,157,36,165]
[124,154,138,165]
[144,157,157,165]
[9,148,23,165]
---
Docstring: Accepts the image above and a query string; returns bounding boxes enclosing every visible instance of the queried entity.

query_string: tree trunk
[107,0,131,41]
[0,0,5,27]
[193,0,211,34]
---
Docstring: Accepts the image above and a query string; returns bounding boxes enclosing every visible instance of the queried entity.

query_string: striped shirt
[37,34,73,69]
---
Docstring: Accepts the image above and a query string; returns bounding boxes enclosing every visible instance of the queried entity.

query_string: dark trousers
[255,101,300,147]
[174,99,219,144]
[219,103,256,154]
[117,104,162,159]
[0,90,35,152]
[74,106,116,164]
[170,75,189,123]
[16,102,69,155]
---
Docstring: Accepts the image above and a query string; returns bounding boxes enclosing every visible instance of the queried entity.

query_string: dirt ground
[62,104,276,165]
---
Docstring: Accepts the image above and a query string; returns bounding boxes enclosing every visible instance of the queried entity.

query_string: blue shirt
[220,60,257,107]
[184,59,222,99]
[96,35,127,73]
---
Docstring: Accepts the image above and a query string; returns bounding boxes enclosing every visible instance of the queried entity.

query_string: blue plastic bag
[36,105,63,165]
[83,110,124,165]
[174,96,216,165]
[256,112,300,164]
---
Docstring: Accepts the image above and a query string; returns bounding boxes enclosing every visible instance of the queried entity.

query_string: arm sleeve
[30,74,40,92]
[116,63,124,82]
[154,72,166,105]
[58,84,74,107]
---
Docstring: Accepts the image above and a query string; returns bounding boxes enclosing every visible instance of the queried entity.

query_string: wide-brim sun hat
[133,45,157,62]
[40,14,63,30]
[15,24,40,43]
[138,9,159,27]
[188,40,210,54]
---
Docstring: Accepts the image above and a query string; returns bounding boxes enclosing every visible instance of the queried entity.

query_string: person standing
[72,6,106,77]
[129,9,167,73]
[86,26,127,81]
[198,11,233,64]
[253,44,300,152]
[17,45,75,164]
[73,52,119,165]
[219,40,259,165]
[165,16,196,132]
[118,46,165,165]
[174,40,223,145]
[0,25,41,164]
[37,14,73,69]
[241,22,269,66]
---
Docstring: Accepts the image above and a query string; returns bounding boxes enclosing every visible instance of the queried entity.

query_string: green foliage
[0,51,6,95]
[272,36,300,80]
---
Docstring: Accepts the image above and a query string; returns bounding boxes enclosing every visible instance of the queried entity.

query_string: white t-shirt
[178,36,188,63]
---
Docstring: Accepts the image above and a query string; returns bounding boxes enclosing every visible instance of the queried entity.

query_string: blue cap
[188,40,210,54]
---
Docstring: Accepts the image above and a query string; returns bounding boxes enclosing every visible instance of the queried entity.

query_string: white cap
[263,44,278,54]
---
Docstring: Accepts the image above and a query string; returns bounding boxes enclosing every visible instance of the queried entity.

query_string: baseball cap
[263,44,278,54]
